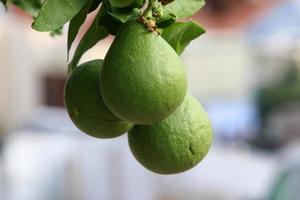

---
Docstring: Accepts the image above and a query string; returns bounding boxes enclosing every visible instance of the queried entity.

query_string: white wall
[182,31,257,102]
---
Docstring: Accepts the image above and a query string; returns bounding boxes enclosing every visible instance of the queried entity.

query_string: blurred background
[1,0,300,199]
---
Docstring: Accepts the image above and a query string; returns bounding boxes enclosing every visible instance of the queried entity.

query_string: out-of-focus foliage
[258,64,300,122]
[7,0,43,16]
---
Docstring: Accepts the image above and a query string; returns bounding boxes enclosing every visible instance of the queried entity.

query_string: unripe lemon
[64,60,134,138]
[128,95,213,174]
[100,20,187,124]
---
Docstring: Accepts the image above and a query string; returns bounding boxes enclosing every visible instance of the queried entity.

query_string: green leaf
[98,1,123,35]
[1,0,7,7]
[156,13,176,28]
[89,0,101,13]
[8,0,43,16]
[128,0,145,9]
[67,0,97,59]
[110,6,140,23]
[97,1,139,35]
[50,26,63,37]
[32,0,86,31]
[68,10,109,74]
[163,0,205,19]
[161,21,205,55]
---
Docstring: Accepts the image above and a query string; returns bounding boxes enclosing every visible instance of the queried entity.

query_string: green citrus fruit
[128,94,213,174]
[100,20,187,125]
[64,60,134,138]
[109,0,135,8]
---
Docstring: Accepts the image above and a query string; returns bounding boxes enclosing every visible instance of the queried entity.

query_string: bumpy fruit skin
[64,60,133,138]
[109,0,135,8]
[128,95,213,174]
[100,20,187,124]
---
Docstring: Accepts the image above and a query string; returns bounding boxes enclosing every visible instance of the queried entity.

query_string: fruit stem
[142,0,155,18]
[138,0,162,33]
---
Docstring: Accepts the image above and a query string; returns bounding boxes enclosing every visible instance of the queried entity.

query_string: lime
[64,60,134,138]
[100,20,187,124]
[128,94,213,174]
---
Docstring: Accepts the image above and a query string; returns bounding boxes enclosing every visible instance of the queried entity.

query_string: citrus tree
[2,0,212,174]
